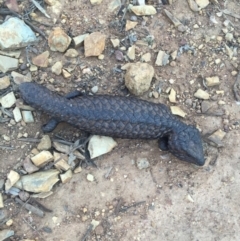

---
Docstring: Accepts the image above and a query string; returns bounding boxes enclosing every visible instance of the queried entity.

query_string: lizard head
[159,125,205,166]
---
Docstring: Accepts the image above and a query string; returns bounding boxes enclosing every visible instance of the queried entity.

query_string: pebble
[32,51,49,68]
[6,219,13,226]
[215,59,221,64]
[171,50,177,60]
[98,54,104,60]
[195,0,209,8]
[84,32,106,57]
[0,55,18,73]
[74,166,82,174]
[5,170,20,191]
[130,5,157,16]
[127,45,135,60]
[88,135,117,159]
[22,110,34,123]
[136,158,150,169]
[125,62,154,96]
[48,27,71,52]
[110,38,120,48]
[29,65,38,72]
[193,24,199,29]
[0,92,16,108]
[169,88,177,103]
[60,170,73,183]
[87,174,94,182]
[141,52,151,62]
[225,33,233,42]
[11,71,32,85]
[231,71,238,76]
[73,33,89,48]
[0,76,10,90]
[91,86,98,93]
[51,61,63,75]
[205,76,220,87]
[155,50,169,66]
[37,135,51,150]
[14,169,60,193]
[31,151,53,167]
[125,20,138,31]
[64,48,79,58]
[194,89,210,99]
[152,91,159,98]
[13,107,22,122]
[90,0,102,4]
[170,106,186,117]
[62,69,71,78]
[208,129,226,147]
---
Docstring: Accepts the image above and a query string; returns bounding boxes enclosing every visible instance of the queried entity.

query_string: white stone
[22,110,34,123]
[13,107,22,122]
[0,55,18,73]
[88,135,117,159]
[0,92,16,108]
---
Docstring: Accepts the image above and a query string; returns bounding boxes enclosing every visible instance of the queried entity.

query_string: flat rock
[0,17,36,50]
[13,107,22,122]
[84,32,106,57]
[0,55,18,73]
[205,76,220,87]
[53,142,70,153]
[194,89,210,99]
[73,33,89,48]
[170,106,186,117]
[14,169,60,193]
[136,158,150,169]
[22,110,34,123]
[155,50,170,66]
[51,61,63,75]
[23,156,39,174]
[131,5,157,16]
[5,170,20,191]
[37,135,51,150]
[31,150,53,167]
[88,135,117,159]
[0,92,16,108]
[64,48,79,57]
[32,51,49,68]
[53,152,70,171]
[125,62,154,96]
[125,20,138,31]
[60,169,72,183]
[0,229,14,240]
[11,71,32,85]
[110,38,120,48]
[48,27,71,52]
[141,52,151,62]
[0,76,10,89]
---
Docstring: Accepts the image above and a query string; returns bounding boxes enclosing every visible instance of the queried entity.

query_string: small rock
[87,174,94,182]
[110,38,120,48]
[11,71,32,85]
[141,52,151,62]
[231,71,238,76]
[91,219,100,230]
[53,152,70,171]
[125,62,154,96]
[130,5,157,16]
[205,76,220,87]
[0,55,18,73]
[225,44,233,59]
[0,76,10,90]
[29,65,38,72]
[0,17,36,50]
[23,156,39,174]
[195,0,209,8]
[0,229,14,240]
[208,129,226,147]
[65,48,79,58]
[31,151,53,167]
[152,91,159,98]
[74,166,82,174]
[14,169,60,193]
[136,158,150,169]
[6,219,13,226]
[127,45,135,60]
[53,142,70,153]
[115,50,124,61]
[37,135,51,150]
[62,69,71,78]
[194,89,210,99]
[48,27,71,52]
[125,20,138,31]
[88,135,117,159]
[73,33,89,48]
[60,169,73,183]
[155,50,169,66]
[169,88,177,103]
[171,50,178,60]
[91,86,98,93]
[90,0,102,4]
[84,32,106,57]
[22,110,34,123]
[0,194,4,208]
[186,194,194,202]
[32,51,49,68]
[5,170,20,191]
[225,33,233,42]
[170,106,186,117]
[18,191,30,201]
[51,61,63,75]
[13,107,22,122]
[98,54,104,60]
[193,24,199,29]
[215,59,221,64]
[0,92,16,108]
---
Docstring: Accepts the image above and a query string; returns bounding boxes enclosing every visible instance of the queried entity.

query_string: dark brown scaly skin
[19,82,205,166]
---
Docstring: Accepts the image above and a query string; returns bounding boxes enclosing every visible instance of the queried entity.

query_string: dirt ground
[1,0,240,240]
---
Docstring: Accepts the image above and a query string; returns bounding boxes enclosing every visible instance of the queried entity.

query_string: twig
[0,145,15,150]
[80,224,94,241]
[114,197,124,215]
[18,137,41,143]
[119,201,146,213]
